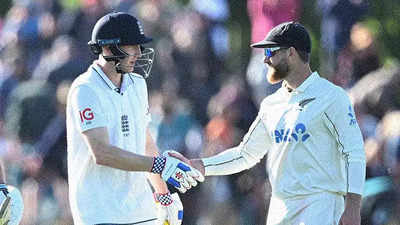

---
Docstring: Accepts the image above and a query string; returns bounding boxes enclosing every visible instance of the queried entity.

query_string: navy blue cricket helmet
[88,12,154,77]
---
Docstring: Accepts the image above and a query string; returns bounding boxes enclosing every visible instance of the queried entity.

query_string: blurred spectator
[32,35,87,88]
[333,22,381,88]
[194,75,263,225]
[361,111,400,224]
[3,80,56,225]
[362,135,400,224]
[349,63,400,120]
[317,0,368,75]
[364,138,387,179]
[0,41,29,120]
[207,75,258,134]
[135,1,222,125]
[33,81,71,225]
[57,0,107,64]
[4,80,55,147]
[154,81,203,157]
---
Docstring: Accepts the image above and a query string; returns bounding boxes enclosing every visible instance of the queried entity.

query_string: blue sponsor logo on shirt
[348,105,357,126]
[272,123,310,143]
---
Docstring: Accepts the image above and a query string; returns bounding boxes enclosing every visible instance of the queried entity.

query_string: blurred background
[0,0,399,224]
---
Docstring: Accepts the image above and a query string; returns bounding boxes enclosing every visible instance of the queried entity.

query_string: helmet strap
[115,62,125,74]
[103,44,127,74]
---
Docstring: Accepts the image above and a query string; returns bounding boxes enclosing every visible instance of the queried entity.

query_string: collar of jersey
[285,71,319,93]
[91,64,134,93]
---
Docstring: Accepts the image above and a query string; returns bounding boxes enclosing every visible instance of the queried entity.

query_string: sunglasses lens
[265,49,272,57]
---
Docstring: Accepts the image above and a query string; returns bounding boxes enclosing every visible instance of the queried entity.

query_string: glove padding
[158,152,204,193]
[0,185,10,225]
[155,193,183,225]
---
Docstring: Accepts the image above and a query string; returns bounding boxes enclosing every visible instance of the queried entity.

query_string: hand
[165,151,205,177]
[0,185,10,225]
[151,153,204,193]
[155,193,183,225]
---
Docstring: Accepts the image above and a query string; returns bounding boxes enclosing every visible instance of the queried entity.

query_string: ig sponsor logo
[79,108,94,125]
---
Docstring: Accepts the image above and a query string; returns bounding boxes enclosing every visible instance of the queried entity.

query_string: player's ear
[289,47,301,63]
[101,45,111,55]
[288,47,295,57]
[286,47,295,61]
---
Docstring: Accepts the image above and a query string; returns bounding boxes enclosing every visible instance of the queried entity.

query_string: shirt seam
[204,156,244,167]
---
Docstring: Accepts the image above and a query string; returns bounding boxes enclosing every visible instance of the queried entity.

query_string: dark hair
[296,49,310,63]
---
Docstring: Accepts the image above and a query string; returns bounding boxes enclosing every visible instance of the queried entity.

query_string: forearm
[93,143,154,172]
[83,128,156,172]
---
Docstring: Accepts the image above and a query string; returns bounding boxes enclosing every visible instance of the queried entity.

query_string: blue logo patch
[348,105,357,126]
[272,123,310,143]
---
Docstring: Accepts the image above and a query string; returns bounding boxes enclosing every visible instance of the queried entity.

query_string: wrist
[154,192,173,206]
[192,159,205,176]
[151,156,166,174]
[345,192,362,210]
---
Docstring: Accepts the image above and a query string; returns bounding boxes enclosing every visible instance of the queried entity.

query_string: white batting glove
[0,184,10,225]
[155,193,183,225]
[151,153,204,193]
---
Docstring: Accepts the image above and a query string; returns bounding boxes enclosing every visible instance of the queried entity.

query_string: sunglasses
[264,47,288,58]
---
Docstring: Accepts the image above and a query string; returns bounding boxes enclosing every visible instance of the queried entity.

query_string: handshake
[151,151,204,193]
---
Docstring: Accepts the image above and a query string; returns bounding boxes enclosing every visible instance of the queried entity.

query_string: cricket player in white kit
[66,12,203,225]
[170,22,366,225]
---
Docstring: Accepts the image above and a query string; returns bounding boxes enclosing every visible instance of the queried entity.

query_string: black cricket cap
[251,21,311,53]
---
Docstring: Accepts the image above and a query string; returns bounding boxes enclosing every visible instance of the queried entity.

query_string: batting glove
[151,152,204,193]
[0,184,10,225]
[155,193,183,225]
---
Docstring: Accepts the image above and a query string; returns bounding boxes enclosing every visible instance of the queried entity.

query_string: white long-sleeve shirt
[66,64,156,224]
[203,72,366,198]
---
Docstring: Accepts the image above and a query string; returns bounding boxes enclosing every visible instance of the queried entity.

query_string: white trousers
[266,192,345,225]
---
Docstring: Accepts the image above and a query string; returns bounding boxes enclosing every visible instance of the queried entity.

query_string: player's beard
[267,58,290,84]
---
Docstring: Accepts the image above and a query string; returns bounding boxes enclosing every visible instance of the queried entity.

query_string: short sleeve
[68,85,108,132]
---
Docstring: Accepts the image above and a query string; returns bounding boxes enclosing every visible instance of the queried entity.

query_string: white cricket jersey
[66,64,156,225]
[203,72,366,199]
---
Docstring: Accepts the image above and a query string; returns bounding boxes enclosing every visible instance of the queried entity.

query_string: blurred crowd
[0,0,399,224]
